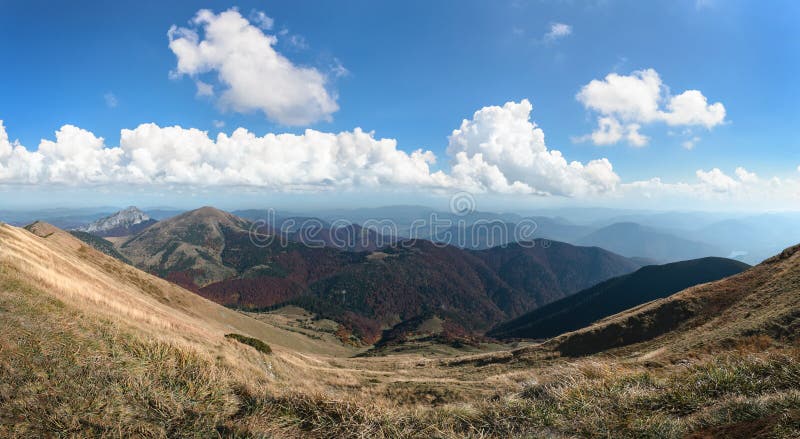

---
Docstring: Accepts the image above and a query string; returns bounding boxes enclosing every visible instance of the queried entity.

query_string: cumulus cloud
[586,116,623,145]
[661,90,726,128]
[0,100,619,197]
[168,9,339,126]
[576,117,649,147]
[544,23,572,41]
[0,121,448,190]
[0,122,122,184]
[735,166,758,184]
[446,100,619,196]
[625,124,649,147]
[0,120,41,183]
[576,68,726,146]
[2,116,798,206]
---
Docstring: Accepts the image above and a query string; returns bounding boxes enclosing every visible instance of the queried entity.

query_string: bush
[224,333,272,354]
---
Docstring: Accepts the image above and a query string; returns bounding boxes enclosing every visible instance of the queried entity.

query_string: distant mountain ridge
[77,206,157,237]
[112,206,642,342]
[577,221,722,262]
[489,257,750,340]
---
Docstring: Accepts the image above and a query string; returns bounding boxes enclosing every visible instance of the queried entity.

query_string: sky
[1,0,799,211]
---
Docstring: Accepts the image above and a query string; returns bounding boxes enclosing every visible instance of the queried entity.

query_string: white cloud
[115,124,450,189]
[2,116,798,207]
[619,166,800,207]
[212,120,225,128]
[168,9,339,126]
[625,124,649,147]
[577,68,726,146]
[578,69,663,122]
[661,90,726,128]
[735,166,758,184]
[0,101,619,197]
[0,122,122,185]
[0,119,446,189]
[446,100,619,196]
[573,117,648,147]
[0,120,42,183]
[544,23,572,41]
[104,92,118,108]
[696,168,739,193]
[587,116,623,145]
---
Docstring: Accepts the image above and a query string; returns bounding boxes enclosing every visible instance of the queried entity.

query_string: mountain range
[59,204,778,344]
[14,205,800,265]
[100,206,642,342]
[575,222,723,262]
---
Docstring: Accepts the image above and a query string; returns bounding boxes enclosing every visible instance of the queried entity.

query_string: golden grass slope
[548,243,800,357]
[7,221,349,357]
[2,222,800,437]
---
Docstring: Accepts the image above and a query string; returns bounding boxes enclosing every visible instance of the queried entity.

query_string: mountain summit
[77,206,156,237]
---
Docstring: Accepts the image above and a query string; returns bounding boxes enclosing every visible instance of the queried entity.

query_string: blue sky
[1,0,799,210]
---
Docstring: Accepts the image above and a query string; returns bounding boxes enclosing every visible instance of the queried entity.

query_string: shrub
[225,333,272,354]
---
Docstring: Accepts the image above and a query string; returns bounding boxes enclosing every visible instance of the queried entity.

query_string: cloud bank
[168,9,339,126]
[620,166,799,206]
[1,101,795,204]
[576,68,726,146]
[0,100,620,197]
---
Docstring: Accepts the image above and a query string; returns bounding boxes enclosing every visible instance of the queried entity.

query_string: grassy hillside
[549,244,800,357]
[1,222,799,437]
[489,257,750,340]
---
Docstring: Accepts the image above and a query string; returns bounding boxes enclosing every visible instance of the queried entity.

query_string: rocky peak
[79,207,151,234]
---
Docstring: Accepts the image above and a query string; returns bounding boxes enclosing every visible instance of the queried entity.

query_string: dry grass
[0,264,245,437]
[546,241,800,358]
[1,222,799,438]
